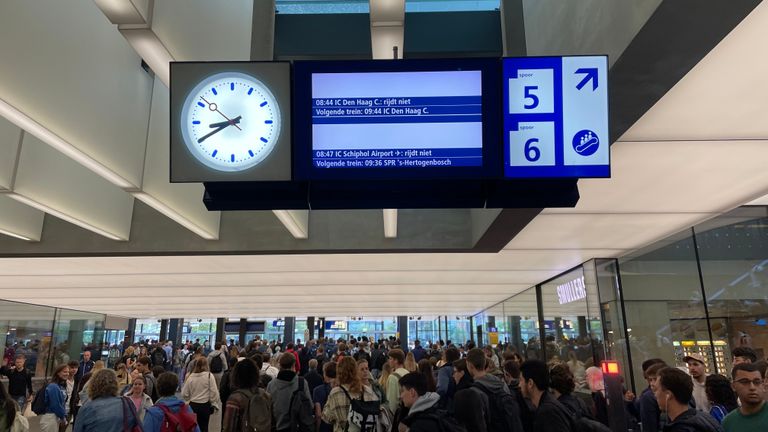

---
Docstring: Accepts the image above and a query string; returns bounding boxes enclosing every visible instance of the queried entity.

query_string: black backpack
[561,398,611,432]
[340,386,379,432]
[31,383,50,415]
[419,409,468,432]
[210,354,224,373]
[288,377,314,432]
[152,348,166,366]
[472,382,524,432]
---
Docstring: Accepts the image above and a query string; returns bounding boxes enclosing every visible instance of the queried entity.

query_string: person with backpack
[550,364,611,432]
[152,344,169,370]
[314,362,337,432]
[385,349,411,415]
[36,364,69,432]
[144,372,200,432]
[208,343,229,387]
[182,357,222,432]
[519,360,574,432]
[73,369,141,432]
[466,348,524,432]
[266,351,313,432]
[398,372,465,432]
[223,358,272,432]
[322,357,379,432]
[436,347,459,409]
[451,358,489,432]
[137,356,159,402]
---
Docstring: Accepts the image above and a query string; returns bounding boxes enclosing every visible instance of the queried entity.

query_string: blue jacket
[436,362,455,407]
[74,396,139,432]
[636,386,661,432]
[412,346,427,362]
[45,383,67,420]
[143,396,201,432]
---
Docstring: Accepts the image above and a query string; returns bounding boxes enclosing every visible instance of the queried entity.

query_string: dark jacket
[303,369,323,395]
[412,346,427,363]
[0,366,33,397]
[453,375,488,432]
[636,387,662,432]
[558,393,591,419]
[534,392,574,432]
[400,392,443,432]
[473,374,524,432]
[663,408,723,432]
[75,359,95,381]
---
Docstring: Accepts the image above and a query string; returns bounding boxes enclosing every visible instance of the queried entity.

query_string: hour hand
[209,116,241,129]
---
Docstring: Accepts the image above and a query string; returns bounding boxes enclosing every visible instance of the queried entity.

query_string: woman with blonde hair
[404,351,417,373]
[73,369,141,432]
[181,356,221,432]
[115,363,129,387]
[378,362,392,393]
[322,357,379,432]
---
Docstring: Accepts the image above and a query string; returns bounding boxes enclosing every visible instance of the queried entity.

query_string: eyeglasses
[734,379,764,387]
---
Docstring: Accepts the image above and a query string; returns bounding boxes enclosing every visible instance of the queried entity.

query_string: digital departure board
[293,59,501,180]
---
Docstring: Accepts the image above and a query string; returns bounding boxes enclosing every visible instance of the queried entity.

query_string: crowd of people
[1,336,767,432]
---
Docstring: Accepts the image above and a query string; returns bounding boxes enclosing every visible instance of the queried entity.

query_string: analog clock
[180,72,281,172]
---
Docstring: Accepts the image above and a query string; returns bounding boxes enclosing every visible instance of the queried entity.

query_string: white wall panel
[0,117,21,191]
[141,78,220,238]
[523,0,661,66]
[13,133,134,240]
[0,0,153,187]
[0,195,44,241]
[152,0,254,61]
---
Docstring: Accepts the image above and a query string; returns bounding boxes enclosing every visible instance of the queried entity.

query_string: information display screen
[293,59,500,179]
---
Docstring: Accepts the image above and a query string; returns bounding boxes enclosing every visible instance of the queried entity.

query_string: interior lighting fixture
[0,228,34,242]
[8,194,126,241]
[93,0,149,25]
[0,98,135,189]
[133,192,218,240]
[273,210,309,239]
[383,209,398,238]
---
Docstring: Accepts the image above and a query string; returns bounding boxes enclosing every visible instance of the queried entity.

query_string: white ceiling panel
[0,0,153,188]
[0,195,44,242]
[506,213,715,250]
[620,1,768,141]
[0,116,21,190]
[544,140,768,214]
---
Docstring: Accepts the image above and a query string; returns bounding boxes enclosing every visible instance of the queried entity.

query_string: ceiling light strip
[133,192,218,240]
[8,194,126,241]
[0,98,135,189]
[273,210,309,239]
[383,209,398,238]
[0,228,34,242]
[118,28,174,87]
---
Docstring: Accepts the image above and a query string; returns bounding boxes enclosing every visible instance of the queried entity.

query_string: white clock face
[180,72,281,172]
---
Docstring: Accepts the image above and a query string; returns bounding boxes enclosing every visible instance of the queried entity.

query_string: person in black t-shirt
[0,355,33,412]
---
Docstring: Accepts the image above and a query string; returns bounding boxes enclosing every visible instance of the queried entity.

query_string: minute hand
[197,116,242,143]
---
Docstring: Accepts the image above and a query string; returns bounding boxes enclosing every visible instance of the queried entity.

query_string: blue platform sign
[503,56,609,178]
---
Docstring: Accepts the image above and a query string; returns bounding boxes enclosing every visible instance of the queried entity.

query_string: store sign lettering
[557,276,587,305]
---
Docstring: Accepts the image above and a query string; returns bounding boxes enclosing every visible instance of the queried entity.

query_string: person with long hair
[223,359,272,432]
[404,352,418,373]
[182,356,221,432]
[39,364,69,432]
[123,375,153,422]
[0,376,29,432]
[417,359,437,393]
[378,362,392,393]
[322,357,379,432]
[73,369,141,432]
[705,374,738,423]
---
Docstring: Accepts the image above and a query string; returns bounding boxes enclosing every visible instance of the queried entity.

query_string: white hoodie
[181,371,222,411]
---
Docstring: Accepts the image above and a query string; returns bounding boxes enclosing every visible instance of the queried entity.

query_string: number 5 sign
[503,56,609,178]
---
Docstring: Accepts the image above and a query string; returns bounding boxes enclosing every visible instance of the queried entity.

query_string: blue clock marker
[197,102,205,108]
[211,88,218,95]
[249,150,254,157]
[265,120,273,124]
[260,137,268,143]
[248,88,254,95]
[212,150,218,157]
[260,101,268,107]
[230,83,235,91]
[231,154,235,162]
[192,120,201,124]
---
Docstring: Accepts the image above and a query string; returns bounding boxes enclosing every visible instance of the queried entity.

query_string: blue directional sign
[503,56,609,178]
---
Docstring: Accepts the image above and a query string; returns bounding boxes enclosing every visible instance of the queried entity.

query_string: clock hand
[209,116,242,129]
[200,97,242,131]
[197,116,242,144]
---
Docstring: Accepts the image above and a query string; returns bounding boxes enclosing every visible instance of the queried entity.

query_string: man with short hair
[412,340,427,362]
[74,350,95,382]
[314,362,336,432]
[207,342,228,386]
[636,359,667,432]
[304,358,323,394]
[267,351,313,432]
[467,348,524,432]
[143,372,200,432]
[684,353,710,412]
[285,342,301,374]
[136,356,158,402]
[519,359,572,432]
[397,372,443,432]
[386,348,412,414]
[654,367,722,431]
[0,354,33,413]
[732,347,758,366]
[722,363,768,431]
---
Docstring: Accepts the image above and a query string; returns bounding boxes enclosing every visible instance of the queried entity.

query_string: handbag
[121,396,144,432]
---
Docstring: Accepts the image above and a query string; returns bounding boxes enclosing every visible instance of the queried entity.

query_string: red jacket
[286,349,301,373]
